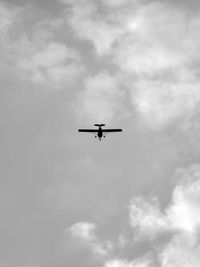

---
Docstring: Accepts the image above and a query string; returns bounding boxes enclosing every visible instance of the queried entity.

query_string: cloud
[129,165,200,238]
[68,222,96,242]
[166,166,200,234]
[129,196,169,240]
[16,40,83,87]
[104,258,151,267]
[100,0,138,8]
[0,2,19,33]
[128,165,200,266]
[63,0,200,129]
[160,233,200,267]
[64,165,200,266]
[0,2,84,89]
[67,222,113,257]
[75,72,125,123]
[132,81,200,129]
[97,165,200,266]
[66,2,123,55]
[112,2,200,129]
[113,2,189,74]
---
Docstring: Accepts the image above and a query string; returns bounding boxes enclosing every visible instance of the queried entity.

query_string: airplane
[78,124,122,141]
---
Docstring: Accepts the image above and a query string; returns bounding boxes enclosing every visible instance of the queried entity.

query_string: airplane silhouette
[78,124,122,141]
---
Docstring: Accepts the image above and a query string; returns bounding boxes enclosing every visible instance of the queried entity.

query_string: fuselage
[97,127,103,139]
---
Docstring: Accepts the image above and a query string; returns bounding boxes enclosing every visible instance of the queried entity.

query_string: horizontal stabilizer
[94,124,105,127]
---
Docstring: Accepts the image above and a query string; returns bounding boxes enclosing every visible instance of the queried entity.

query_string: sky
[1,0,200,266]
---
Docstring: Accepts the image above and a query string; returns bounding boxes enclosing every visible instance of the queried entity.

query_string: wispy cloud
[129,196,169,241]
[16,40,83,87]
[2,0,200,127]
[67,165,200,266]
[0,1,84,89]
[113,1,200,129]
[75,72,126,123]
[160,233,200,267]
[63,0,200,128]
[132,81,200,129]
[0,1,20,33]
[67,222,113,257]
[128,165,200,266]
[129,165,200,237]
[67,3,123,55]
[104,258,151,267]
[68,222,96,241]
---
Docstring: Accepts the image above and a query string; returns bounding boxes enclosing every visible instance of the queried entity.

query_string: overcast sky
[1,0,200,266]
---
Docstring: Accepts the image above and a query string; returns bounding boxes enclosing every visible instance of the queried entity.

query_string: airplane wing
[78,129,98,133]
[103,129,122,133]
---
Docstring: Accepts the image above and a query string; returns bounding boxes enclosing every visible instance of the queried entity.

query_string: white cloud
[68,222,96,242]
[16,41,83,87]
[128,165,200,266]
[129,196,168,240]
[65,166,200,266]
[75,73,125,123]
[132,81,200,129]
[114,2,189,74]
[112,2,200,129]
[129,165,200,238]
[160,233,200,267]
[0,2,19,33]
[67,221,113,257]
[67,3,123,55]
[104,258,151,267]
[100,0,138,8]
[64,0,200,129]
[166,166,200,234]
[25,42,70,68]
[0,3,84,89]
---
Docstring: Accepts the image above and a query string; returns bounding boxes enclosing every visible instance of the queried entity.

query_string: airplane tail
[94,124,105,127]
